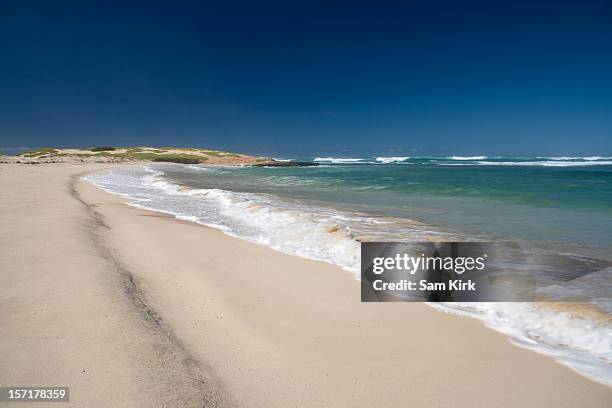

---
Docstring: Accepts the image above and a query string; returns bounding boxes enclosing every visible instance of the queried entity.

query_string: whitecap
[375,156,410,164]
[313,157,365,164]
[448,156,488,160]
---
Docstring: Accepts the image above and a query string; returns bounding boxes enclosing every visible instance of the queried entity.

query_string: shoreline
[87,162,612,386]
[1,163,610,407]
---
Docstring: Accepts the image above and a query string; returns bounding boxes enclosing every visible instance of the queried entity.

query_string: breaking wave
[375,156,410,163]
[311,156,612,166]
[313,157,369,164]
[439,160,612,167]
[447,156,488,160]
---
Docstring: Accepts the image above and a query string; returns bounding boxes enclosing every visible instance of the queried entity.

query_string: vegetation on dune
[156,146,244,157]
[151,155,206,164]
[21,148,58,157]
[14,146,250,163]
[109,152,209,163]
[89,146,116,152]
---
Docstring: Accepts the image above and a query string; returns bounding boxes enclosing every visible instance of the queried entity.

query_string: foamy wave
[547,156,612,161]
[375,156,410,164]
[313,157,366,164]
[90,166,363,272]
[439,161,612,167]
[86,166,445,272]
[272,158,294,162]
[194,189,361,271]
[480,161,612,167]
[448,155,488,160]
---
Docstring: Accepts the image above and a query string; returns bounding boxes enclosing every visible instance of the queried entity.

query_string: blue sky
[1,1,611,156]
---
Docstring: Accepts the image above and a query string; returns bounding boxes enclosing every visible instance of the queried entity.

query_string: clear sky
[1,1,611,156]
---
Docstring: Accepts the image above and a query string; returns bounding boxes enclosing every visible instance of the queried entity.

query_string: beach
[1,163,610,407]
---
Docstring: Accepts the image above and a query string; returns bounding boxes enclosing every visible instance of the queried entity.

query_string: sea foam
[447,155,488,160]
[438,160,612,167]
[313,157,368,164]
[375,156,410,163]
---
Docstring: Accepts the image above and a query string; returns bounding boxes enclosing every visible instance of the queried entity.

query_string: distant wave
[272,158,294,162]
[447,156,611,161]
[546,156,612,161]
[439,160,612,167]
[313,155,612,167]
[375,156,410,164]
[447,155,488,160]
[313,157,368,164]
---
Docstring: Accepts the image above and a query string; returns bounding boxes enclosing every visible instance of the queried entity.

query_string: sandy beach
[1,163,610,408]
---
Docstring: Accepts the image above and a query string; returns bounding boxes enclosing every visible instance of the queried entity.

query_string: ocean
[85,155,612,385]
